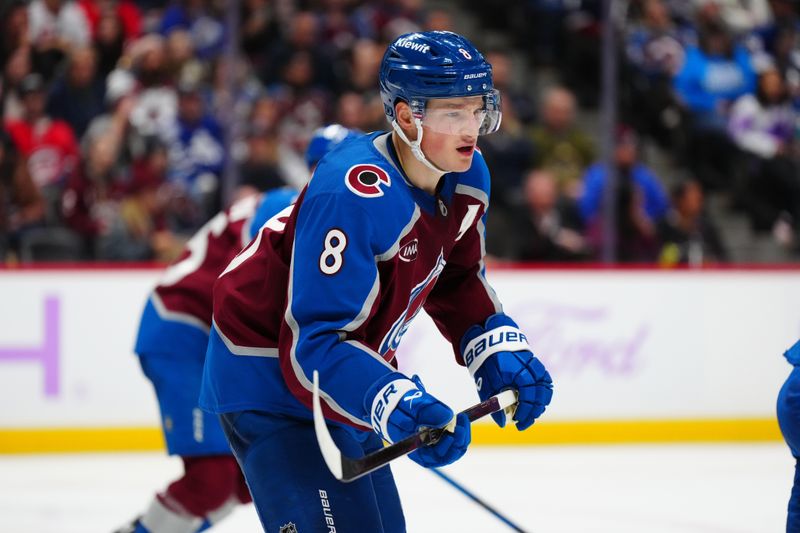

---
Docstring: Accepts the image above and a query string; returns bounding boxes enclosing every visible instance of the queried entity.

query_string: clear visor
[410,89,502,136]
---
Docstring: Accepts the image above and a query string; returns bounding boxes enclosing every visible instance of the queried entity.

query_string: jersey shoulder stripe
[454,148,491,199]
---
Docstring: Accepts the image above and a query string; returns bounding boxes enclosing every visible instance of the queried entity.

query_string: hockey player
[116,125,357,533]
[778,339,800,532]
[200,31,553,532]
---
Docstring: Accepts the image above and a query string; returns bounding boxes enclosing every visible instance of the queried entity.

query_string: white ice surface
[0,443,790,533]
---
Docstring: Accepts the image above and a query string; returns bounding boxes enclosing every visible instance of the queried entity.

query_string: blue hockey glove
[365,373,471,468]
[461,313,553,431]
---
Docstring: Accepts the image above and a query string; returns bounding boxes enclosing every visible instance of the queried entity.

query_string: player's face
[421,96,484,173]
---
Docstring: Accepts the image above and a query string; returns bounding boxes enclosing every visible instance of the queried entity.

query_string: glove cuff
[463,325,531,377]
[368,375,419,443]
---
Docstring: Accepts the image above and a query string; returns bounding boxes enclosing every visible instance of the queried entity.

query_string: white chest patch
[455,204,481,241]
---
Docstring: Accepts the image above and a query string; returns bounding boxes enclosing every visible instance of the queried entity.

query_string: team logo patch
[398,238,418,263]
[280,523,298,533]
[345,164,391,198]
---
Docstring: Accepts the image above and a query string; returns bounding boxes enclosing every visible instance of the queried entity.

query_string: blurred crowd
[476,0,800,265]
[0,0,798,265]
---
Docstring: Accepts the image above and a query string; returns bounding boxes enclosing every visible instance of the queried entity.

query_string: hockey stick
[312,370,517,482]
[430,468,529,533]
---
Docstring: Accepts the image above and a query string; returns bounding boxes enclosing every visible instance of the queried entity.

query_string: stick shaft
[430,468,529,533]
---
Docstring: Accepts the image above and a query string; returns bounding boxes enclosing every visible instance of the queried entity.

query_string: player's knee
[167,456,242,516]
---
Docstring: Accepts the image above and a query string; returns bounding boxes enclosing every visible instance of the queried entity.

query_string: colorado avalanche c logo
[345,164,391,198]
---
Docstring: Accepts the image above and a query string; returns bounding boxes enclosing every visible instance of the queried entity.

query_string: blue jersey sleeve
[285,192,396,427]
[248,188,299,240]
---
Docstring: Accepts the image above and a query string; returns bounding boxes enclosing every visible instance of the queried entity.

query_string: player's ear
[395,101,413,129]
[394,101,418,140]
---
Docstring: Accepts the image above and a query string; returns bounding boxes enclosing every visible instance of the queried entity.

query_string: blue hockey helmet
[305,124,360,169]
[379,31,501,136]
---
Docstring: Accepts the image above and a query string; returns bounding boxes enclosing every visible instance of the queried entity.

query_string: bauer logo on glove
[461,313,554,431]
[463,327,530,368]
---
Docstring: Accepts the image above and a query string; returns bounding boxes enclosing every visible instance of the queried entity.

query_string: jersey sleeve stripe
[212,320,279,357]
[220,224,264,278]
[283,242,374,430]
[341,272,380,332]
[240,218,252,249]
[475,213,503,314]
[376,205,421,262]
[342,340,397,367]
[454,184,488,208]
[150,292,211,333]
[345,206,419,335]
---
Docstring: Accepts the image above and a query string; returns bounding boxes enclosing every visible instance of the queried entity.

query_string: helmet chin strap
[391,118,447,176]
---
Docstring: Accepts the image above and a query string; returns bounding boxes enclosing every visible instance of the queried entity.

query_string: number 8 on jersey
[319,228,348,275]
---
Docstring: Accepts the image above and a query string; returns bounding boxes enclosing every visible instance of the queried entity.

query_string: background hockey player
[778,339,800,532]
[117,125,357,533]
[200,31,553,532]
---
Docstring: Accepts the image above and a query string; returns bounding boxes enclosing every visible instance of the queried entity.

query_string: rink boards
[0,265,796,453]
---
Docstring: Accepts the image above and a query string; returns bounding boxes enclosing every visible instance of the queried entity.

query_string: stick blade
[312,371,344,480]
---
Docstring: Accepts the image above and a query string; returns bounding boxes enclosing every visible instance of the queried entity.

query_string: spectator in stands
[60,150,105,257]
[273,48,331,157]
[159,0,225,60]
[728,67,800,241]
[767,24,800,110]
[342,38,383,95]
[93,10,126,78]
[245,93,309,191]
[76,0,142,42]
[165,28,201,82]
[0,1,30,73]
[511,168,588,262]
[558,0,603,108]
[333,91,363,131]
[236,122,287,200]
[260,11,336,93]
[480,98,537,259]
[486,49,537,126]
[206,55,263,134]
[586,170,662,263]
[624,0,694,146]
[128,33,173,90]
[674,20,756,126]
[82,69,144,193]
[28,0,91,80]
[355,0,428,41]
[0,130,45,261]
[95,141,179,261]
[239,0,281,72]
[529,86,596,198]
[126,35,178,138]
[46,46,105,138]
[674,20,756,189]
[5,73,80,195]
[658,178,728,265]
[318,0,358,52]
[580,126,670,230]
[2,46,33,121]
[478,97,536,210]
[693,0,773,36]
[382,0,426,39]
[423,7,455,32]
[161,77,224,232]
[516,0,572,67]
